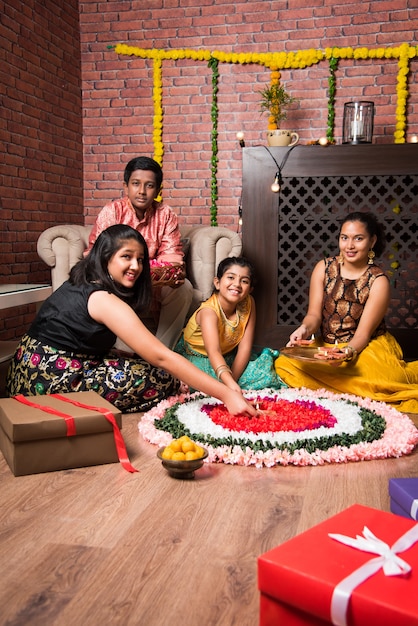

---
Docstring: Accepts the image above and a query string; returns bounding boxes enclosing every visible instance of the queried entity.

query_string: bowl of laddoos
[157,436,208,479]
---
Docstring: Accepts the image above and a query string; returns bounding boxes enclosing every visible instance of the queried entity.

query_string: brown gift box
[0,391,122,476]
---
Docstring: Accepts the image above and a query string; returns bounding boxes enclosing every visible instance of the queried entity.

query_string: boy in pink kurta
[86,157,193,349]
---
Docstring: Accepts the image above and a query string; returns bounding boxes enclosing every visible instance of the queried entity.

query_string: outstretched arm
[287,260,325,346]
[197,307,242,393]
[88,291,257,416]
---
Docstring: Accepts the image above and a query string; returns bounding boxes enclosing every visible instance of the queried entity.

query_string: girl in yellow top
[176,257,285,390]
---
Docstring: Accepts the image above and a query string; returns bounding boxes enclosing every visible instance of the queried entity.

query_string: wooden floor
[0,410,417,626]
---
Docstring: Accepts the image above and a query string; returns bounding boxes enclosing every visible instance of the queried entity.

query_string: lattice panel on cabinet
[277,175,418,329]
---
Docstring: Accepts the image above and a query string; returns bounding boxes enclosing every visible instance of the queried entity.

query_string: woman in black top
[7,225,257,417]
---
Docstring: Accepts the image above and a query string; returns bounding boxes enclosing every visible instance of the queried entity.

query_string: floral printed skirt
[6,334,181,413]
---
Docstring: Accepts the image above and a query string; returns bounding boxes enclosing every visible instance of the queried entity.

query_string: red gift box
[258,504,418,626]
[259,594,330,625]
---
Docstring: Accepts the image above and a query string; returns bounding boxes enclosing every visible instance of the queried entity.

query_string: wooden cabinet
[241,145,418,357]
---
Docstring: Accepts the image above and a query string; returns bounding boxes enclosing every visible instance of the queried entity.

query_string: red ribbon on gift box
[14,394,77,436]
[13,394,138,473]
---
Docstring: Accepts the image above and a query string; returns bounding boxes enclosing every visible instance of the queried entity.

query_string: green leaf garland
[208,56,219,226]
[327,56,338,143]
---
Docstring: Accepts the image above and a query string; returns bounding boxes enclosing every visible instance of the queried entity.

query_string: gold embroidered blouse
[320,257,387,344]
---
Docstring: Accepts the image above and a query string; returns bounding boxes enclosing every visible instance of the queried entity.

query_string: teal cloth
[175,337,287,390]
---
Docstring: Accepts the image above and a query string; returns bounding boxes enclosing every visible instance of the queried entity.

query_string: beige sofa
[36,223,243,313]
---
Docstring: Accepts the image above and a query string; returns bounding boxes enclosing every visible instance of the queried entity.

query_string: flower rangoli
[138,388,418,468]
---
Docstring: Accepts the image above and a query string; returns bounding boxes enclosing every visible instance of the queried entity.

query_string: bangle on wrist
[215,364,232,380]
[344,345,358,361]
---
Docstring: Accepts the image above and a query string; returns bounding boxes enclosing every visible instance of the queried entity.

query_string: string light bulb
[411,134,418,143]
[238,198,243,229]
[271,172,281,193]
[236,131,245,147]
[318,136,328,146]
[264,144,298,194]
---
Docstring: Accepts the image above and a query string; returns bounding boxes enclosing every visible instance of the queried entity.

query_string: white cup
[267,130,299,147]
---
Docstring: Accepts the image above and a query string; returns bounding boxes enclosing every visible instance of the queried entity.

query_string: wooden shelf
[242,143,418,177]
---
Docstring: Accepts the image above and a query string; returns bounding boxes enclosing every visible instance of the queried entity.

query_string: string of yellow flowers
[268,68,281,130]
[152,54,164,167]
[114,44,211,62]
[209,48,324,69]
[113,43,417,216]
[394,42,414,144]
[114,42,417,150]
[322,44,417,144]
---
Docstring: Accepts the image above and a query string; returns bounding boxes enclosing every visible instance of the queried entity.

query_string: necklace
[218,299,241,329]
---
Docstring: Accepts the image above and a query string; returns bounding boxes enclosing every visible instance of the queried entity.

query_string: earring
[368,249,375,265]
[338,255,344,266]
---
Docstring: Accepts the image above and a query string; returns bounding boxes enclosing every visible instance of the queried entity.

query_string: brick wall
[80,0,418,230]
[1,0,417,340]
[1,0,82,338]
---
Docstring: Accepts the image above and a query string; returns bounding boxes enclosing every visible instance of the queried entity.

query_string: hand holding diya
[314,342,355,365]
[314,346,346,362]
[289,333,316,347]
[281,338,350,365]
[293,339,315,346]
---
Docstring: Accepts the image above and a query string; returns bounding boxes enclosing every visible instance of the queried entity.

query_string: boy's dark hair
[215,256,256,287]
[341,211,386,257]
[123,156,163,190]
[70,224,152,312]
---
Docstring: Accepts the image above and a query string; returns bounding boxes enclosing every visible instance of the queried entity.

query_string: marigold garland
[114,43,417,149]
[394,43,412,144]
[267,68,281,130]
[113,42,418,219]
[152,55,164,166]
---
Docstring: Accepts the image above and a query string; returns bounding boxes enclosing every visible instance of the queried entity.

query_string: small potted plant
[259,82,300,147]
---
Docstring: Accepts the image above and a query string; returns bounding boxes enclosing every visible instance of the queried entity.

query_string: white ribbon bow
[329,523,418,626]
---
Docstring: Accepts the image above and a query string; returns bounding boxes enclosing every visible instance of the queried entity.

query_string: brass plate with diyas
[280,345,346,364]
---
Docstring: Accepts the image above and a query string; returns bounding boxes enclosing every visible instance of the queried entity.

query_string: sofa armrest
[181,226,242,302]
[37,225,92,291]
[37,223,242,307]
